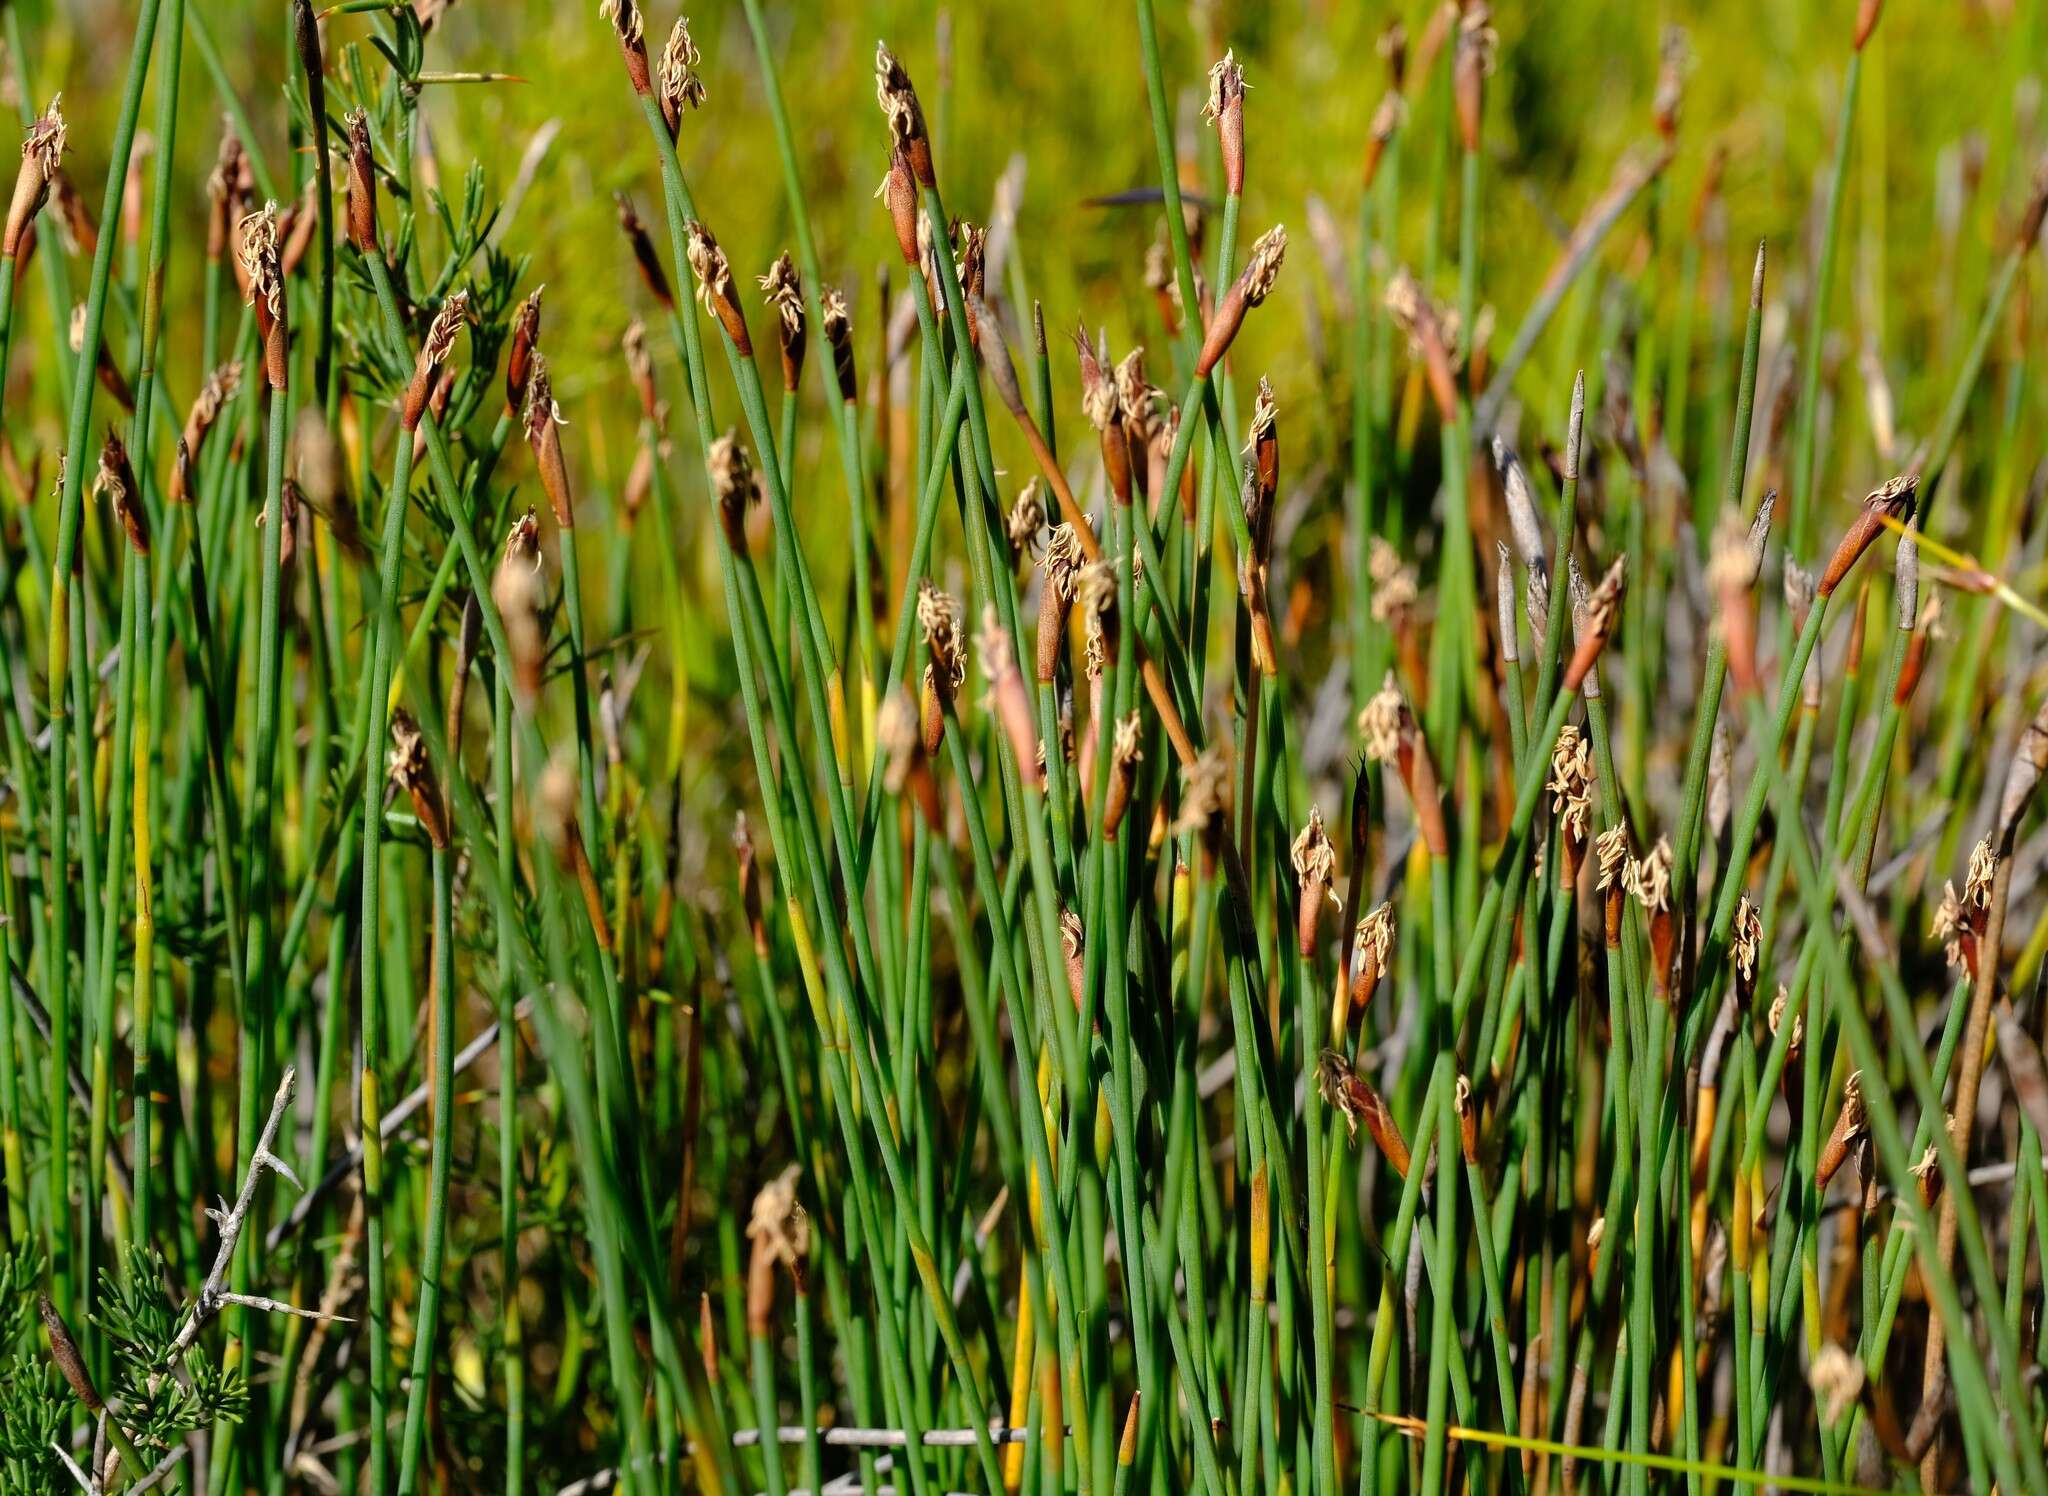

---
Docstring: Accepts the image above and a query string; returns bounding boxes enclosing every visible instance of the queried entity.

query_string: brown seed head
[1037,523,1084,681]
[1102,710,1143,838]
[658,18,707,136]
[505,284,543,417]
[344,109,377,256]
[1292,805,1342,954]
[1075,558,1120,679]
[613,193,672,308]
[758,251,806,391]
[1820,474,1917,597]
[1173,745,1232,846]
[600,0,652,93]
[1452,4,1497,153]
[874,44,933,186]
[1203,50,1247,196]
[1562,554,1627,693]
[747,1163,811,1313]
[4,96,65,258]
[93,427,146,555]
[388,707,448,848]
[686,220,751,355]
[403,288,469,430]
[1454,1074,1478,1164]
[708,430,756,551]
[1196,225,1286,377]
[820,285,857,401]
[622,319,659,425]
[1075,324,1119,431]
[917,580,965,710]
[877,150,920,266]
[238,201,289,389]
[495,509,545,626]
[522,355,575,529]
[1346,900,1396,1030]
[172,362,243,503]
[1732,895,1763,991]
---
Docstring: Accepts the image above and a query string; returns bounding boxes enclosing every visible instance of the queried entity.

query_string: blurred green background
[23,0,2040,468]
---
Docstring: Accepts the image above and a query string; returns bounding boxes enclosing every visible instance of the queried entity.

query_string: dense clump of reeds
[0,0,2046,1493]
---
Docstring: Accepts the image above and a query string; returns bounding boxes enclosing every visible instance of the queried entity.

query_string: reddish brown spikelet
[1363,90,1406,188]
[820,286,857,402]
[615,193,673,308]
[493,510,547,699]
[709,431,755,553]
[975,608,1045,790]
[686,220,751,355]
[1202,51,1246,197]
[1819,474,1916,597]
[388,708,448,848]
[1562,555,1627,693]
[205,120,248,264]
[93,426,147,555]
[238,201,289,390]
[878,149,920,266]
[506,285,543,418]
[4,96,64,258]
[1196,224,1285,377]
[1318,1050,1410,1175]
[759,251,806,392]
[1815,1072,1868,1190]
[171,362,242,504]
[622,319,659,425]
[403,288,469,431]
[600,0,652,95]
[1854,0,1885,48]
[1100,712,1143,837]
[1452,5,1497,153]
[343,110,377,256]
[1291,806,1340,956]
[874,44,934,187]
[522,354,575,529]
[1037,524,1083,683]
